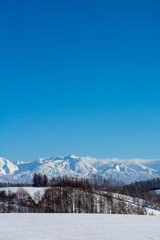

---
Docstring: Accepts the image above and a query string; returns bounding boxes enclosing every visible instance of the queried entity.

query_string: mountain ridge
[0,155,160,184]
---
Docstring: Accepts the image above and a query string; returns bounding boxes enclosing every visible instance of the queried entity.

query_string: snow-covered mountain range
[0,155,160,184]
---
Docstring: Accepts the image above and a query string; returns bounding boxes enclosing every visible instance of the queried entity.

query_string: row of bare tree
[1,175,160,214]
[0,176,146,214]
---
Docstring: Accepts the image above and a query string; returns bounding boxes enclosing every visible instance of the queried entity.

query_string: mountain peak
[65,154,79,159]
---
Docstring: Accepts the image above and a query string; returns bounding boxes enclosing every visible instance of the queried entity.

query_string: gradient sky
[0,0,160,162]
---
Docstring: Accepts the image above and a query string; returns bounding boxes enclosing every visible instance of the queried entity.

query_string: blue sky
[0,0,160,162]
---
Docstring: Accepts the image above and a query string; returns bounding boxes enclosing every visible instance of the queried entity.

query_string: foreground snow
[0,214,160,240]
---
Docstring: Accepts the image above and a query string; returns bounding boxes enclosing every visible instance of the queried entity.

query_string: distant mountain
[0,155,160,184]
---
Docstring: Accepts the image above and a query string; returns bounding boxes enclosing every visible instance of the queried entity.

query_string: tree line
[0,175,147,214]
[1,175,160,214]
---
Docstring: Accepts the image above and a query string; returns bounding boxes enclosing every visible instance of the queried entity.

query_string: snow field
[0,214,160,240]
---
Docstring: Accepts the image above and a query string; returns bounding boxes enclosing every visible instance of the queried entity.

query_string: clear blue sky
[0,0,160,162]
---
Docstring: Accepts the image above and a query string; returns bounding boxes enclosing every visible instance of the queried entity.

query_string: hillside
[1,186,160,215]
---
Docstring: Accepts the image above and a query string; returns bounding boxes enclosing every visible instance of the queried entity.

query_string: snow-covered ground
[0,214,160,240]
[155,190,160,194]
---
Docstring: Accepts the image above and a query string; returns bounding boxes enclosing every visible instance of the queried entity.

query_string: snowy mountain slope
[0,158,19,175]
[0,155,160,184]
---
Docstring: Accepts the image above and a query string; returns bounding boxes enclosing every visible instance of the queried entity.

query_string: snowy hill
[0,155,160,184]
[1,186,160,215]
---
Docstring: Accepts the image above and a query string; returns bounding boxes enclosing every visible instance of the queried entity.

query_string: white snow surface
[0,157,18,175]
[1,154,160,184]
[155,190,160,194]
[0,214,160,240]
